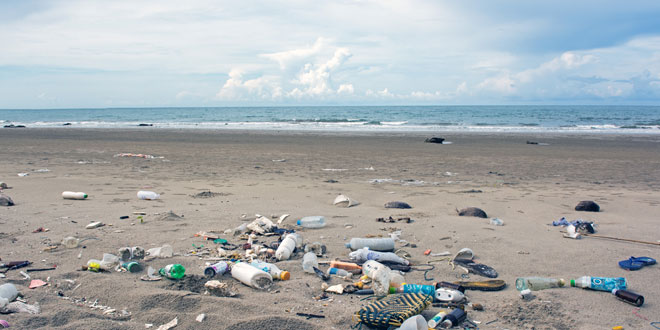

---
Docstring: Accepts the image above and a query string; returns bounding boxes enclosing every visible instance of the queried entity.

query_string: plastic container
[428,309,450,328]
[122,262,142,273]
[302,252,319,274]
[100,253,120,271]
[86,259,101,272]
[204,261,229,277]
[570,276,626,292]
[61,236,80,249]
[398,315,427,330]
[296,216,326,228]
[231,262,273,290]
[362,260,389,278]
[327,267,350,277]
[371,268,391,296]
[389,272,405,288]
[250,260,290,280]
[159,264,186,279]
[612,289,644,307]
[516,277,565,291]
[146,245,173,258]
[329,260,361,271]
[349,247,409,265]
[62,191,88,200]
[435,288,465,302]
[489,218,503,226]
[440,308,466,328]
[276,233,300,261]
[0,283,19,308]
[390,284,435,296]
[345,237,395,251]
[137,191,160,200]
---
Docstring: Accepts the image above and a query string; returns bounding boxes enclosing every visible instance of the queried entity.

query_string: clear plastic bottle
[296,216,326,228]
[0,283,19,308]
[570,276,627,292]
[62,191,88,200]
[137,191,160,200]
[159,264,186,279]
[250,260,290,280]
[389,284,435,296]
[204,261,229,277]
[349,247,409,265]
[515,277,565,291]
[302,252,319,273]
[327,267,350,277]
[61,236,80,249]
[100,253,120,271]
[345,237,395,251]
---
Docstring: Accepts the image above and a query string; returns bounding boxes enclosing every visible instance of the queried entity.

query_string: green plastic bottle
[159,264,185,279]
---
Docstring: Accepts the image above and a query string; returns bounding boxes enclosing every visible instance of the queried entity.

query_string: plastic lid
[83,194,88,198]
[558,279,565,287]
[280,271,291,281]
[570,279,575,287]
[389,287,397,294]
[296,220,301,225]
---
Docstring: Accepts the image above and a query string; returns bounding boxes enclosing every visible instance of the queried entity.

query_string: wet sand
[1,128,659,329]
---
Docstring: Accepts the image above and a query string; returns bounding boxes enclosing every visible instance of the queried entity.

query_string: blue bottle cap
[328,268,338,275]
[296,219,302,225]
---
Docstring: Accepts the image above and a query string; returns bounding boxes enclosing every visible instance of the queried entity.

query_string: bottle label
[591,277,626,291]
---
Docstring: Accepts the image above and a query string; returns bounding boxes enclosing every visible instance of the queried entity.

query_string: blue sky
[1,0,660,108]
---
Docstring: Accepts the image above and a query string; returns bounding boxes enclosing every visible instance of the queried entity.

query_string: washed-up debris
[0,194,14,207]
[196,314,206,322]
[205,280,238,297]
[191,191,228,198]
[458,207,488,218]
[0,182,8,189]
[425,137,445,144]
[377,216,413,223]
[29,280,48,289]
[575,200,600,212]
[384,201,412,209]
[156,317,178,330]
[458,189,483,193]
[86,222,105,229]
[114,153,162,159]
[0,301,40,314]
[333,194,359,207]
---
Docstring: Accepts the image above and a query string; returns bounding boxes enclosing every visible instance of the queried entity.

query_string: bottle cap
[83,194,88,198]
[328,268,337,275]
[280,271,290,281]
[345,243,351,248]
[570,279,576,287]
[558,279,565,287]
[296,220,302,225]
[389,287,397,294]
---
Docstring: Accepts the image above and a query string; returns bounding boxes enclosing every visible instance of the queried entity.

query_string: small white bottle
[345,237,395,251]
[137,191,160,200]
[296,216,326,228]
[302,252,319,273]
[62,191,88,200]
[275,234,298,260]
[231,262,273,290]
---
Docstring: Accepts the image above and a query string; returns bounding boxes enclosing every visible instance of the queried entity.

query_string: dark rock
[138,123,153,127]
[0,194,14,206]
[63,123,72,126]
[526,141,539,145]
[424,137,445,144]
[384,201,412,209]
[3,124,26,128]
[575,200,600,212]
[458,207,487,218]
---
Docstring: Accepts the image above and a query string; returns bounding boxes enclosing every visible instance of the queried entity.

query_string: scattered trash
[114,153,161,159]
[137,191,160,200]
[159,264,186,280]
[62,191,88,200]
[384,201,412,209]
[575,200,600,212]
[489,218,504,226]
[345,237,395,251]
[196,313,206,322]
[0,194,14,207]
[515,277,565,291]
[0,320,8,328]
[204,280,237,297]
[0,182,7,189]
[570,276,626,291]
[86,221,105,229]
[32,227,48,233]
[29,280,48,289]
[231,262,273,290]
[333,194,359,207]
[146,245,174,259]
[155,317,178,330]
[424,137,445,144]
[618,256,656,271]
[612,289,644,307]
[296,216,326,228]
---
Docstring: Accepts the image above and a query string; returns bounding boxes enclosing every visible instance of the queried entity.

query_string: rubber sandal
[453,259,498,278]
[630,256,656,266]
[618,258,643,271]
[453,280,506,291]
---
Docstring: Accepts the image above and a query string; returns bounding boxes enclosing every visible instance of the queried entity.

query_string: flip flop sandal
[618,259,643,271]
[453,280,506,291]
[630,256,656,266]
[453,259,498,278]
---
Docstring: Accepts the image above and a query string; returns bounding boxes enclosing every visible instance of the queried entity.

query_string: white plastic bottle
[345,237,395,251]
[137,191,160,200]
[275,234,296,260]
[362,260,388,278]
[296,216,326,228]
[327,267,350,277]
[302,252,319,273]
[0,283,19,308]
[349,247,409,265]
[371,268,391,296]
[435,288,465,302]
[62,191,88,200]
[250,260,290,280]
[231,262,273,290]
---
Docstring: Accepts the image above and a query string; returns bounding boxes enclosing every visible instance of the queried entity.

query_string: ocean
[1,105,659,133]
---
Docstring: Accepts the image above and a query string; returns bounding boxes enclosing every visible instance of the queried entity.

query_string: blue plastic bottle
[389,284,435,296]
[570,276,626,292]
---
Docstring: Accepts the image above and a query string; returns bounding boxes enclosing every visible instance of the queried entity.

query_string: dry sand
[0,128,659,329]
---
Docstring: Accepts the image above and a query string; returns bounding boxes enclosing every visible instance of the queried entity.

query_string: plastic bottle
[100,253,120,271]
[86,259,101,272]
[435,288,465,303]
[0,283,19,308]
[62,191,88,200]
[330,260,362,272]
[515,277,566,291]
[390,284,435,296]
[612,289,644,307]
[428,309,450,328]
[362,260,389,278]
[372,268,391,296]
[345,237,395,251]
[296,216,326,228]
[137,191,160,200]
[250,260,290,280]
[349,247,409,265]
[570,276,626,292]
[204,261,229,277]
[231,262,273,290]
[327,267,350,277]
[275,233,300,260]
[389,272,405,288]
[61,236,80,248]
[122,262,142,273]
[440,308,466,328]
[159,264,186,279]
[302,252,319,273]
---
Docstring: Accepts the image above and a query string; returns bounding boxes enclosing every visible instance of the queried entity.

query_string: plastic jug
[137,191,160,200]
[302,252,319,273]
[296,216,326,228]
[231,262,273,290]
[62,191,88,200]
[345,237,395,251]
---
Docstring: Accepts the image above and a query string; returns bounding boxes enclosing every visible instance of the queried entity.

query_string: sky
[1,0,660,108]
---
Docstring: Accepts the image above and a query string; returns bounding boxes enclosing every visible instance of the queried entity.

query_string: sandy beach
[1,128,659,329]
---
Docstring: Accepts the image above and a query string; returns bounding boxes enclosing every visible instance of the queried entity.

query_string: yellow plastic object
[612,326,624,330]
